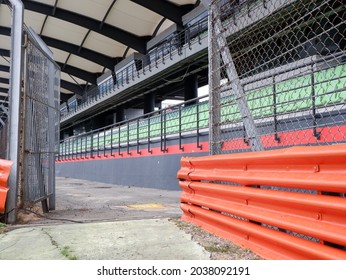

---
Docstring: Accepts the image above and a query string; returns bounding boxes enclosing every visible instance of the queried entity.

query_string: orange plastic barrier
[177,145,346,259]
[0,159,12,214]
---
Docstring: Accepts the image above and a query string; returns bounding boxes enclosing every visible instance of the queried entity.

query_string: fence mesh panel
[0,3,11,160]
[208,0,346,246]
[0,94,9,159]
[209,0,346,154]
[21,35,60,205]
[0,116,9,159]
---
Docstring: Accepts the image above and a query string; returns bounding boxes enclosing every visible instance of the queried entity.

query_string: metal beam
[0,26,121,70]
[22,0,148,53]
[130,0,191,25]
[0,26,11,36]
[0,87,8,93]
[57,62,99,84]
[0,46,99,85]
[0,65,10,72]
[60,79,84,94]
[0,77,9,84]
[42,36,120,70]
[0,48,10,57]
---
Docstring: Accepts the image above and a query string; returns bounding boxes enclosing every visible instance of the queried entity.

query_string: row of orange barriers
[177,144,346,259]
[0,159,12,214]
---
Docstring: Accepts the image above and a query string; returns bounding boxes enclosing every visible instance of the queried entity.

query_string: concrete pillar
[184,74,198,105]
[144,93,155,114]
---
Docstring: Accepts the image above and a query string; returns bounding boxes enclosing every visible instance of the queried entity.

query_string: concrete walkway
[0,177,210,260]
[0,219,209,260]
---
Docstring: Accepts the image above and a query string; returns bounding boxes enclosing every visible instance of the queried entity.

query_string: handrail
[60,13,209,119]
[57,56,345,160]
[177,144,346,259]
[61,93,209,141]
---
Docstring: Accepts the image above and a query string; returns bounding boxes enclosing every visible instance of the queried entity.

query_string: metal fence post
[210,2,263,152]
[208,7,222,155]
[6,0,23,224]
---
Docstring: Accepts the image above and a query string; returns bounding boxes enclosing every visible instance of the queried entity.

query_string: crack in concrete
[41,228,59,251]
[41,228,77,260]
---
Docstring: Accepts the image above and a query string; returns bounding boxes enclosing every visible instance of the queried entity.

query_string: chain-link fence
[0,2,11,160]
[0,107,9,159]
[0,121,8,159]
[1,0,60,221]
[208,0,346,247]
[21,30,60,209]
[209,0,346,154]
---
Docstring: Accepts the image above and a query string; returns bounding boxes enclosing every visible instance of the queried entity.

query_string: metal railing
[58,95,209,160]
[60,13,209,118]
[209,0,346,154]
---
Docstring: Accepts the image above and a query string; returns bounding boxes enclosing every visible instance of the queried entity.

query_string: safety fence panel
[0,159,12,213]
[0,2,11,162]
[0,121,8,159]
[177,144,346,259]
[20,32,60,210]
[209,0,346,154]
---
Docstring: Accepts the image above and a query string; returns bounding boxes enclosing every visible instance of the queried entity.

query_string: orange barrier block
[0,159,12,214]
[178,145,346,193]
[177,144,346,259]
[181,204,346,260]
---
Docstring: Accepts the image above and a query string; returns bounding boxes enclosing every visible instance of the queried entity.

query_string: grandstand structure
[1,0,345,191]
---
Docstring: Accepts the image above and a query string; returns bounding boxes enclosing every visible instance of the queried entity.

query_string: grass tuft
[61,246,78,260]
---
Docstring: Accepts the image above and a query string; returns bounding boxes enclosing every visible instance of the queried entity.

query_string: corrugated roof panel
[0,72,10,79]
[83,31,127,58]
[57,0,113,21]
[49,47,70,63]
[30,0,57,6]
[0,57,9,66]
[24,10,46,34]
[0,5,11,26]
[41,17,88,46]
[67,55,105,74]
[0,35,11,50]
[106,0,163,36]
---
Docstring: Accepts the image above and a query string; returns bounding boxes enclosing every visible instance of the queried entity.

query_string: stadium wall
[56,135,209,190]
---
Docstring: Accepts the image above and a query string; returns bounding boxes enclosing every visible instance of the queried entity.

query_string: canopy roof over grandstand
[0,0,200,102]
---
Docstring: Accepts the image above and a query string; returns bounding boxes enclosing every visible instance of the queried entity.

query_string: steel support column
[6,0,23,224]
